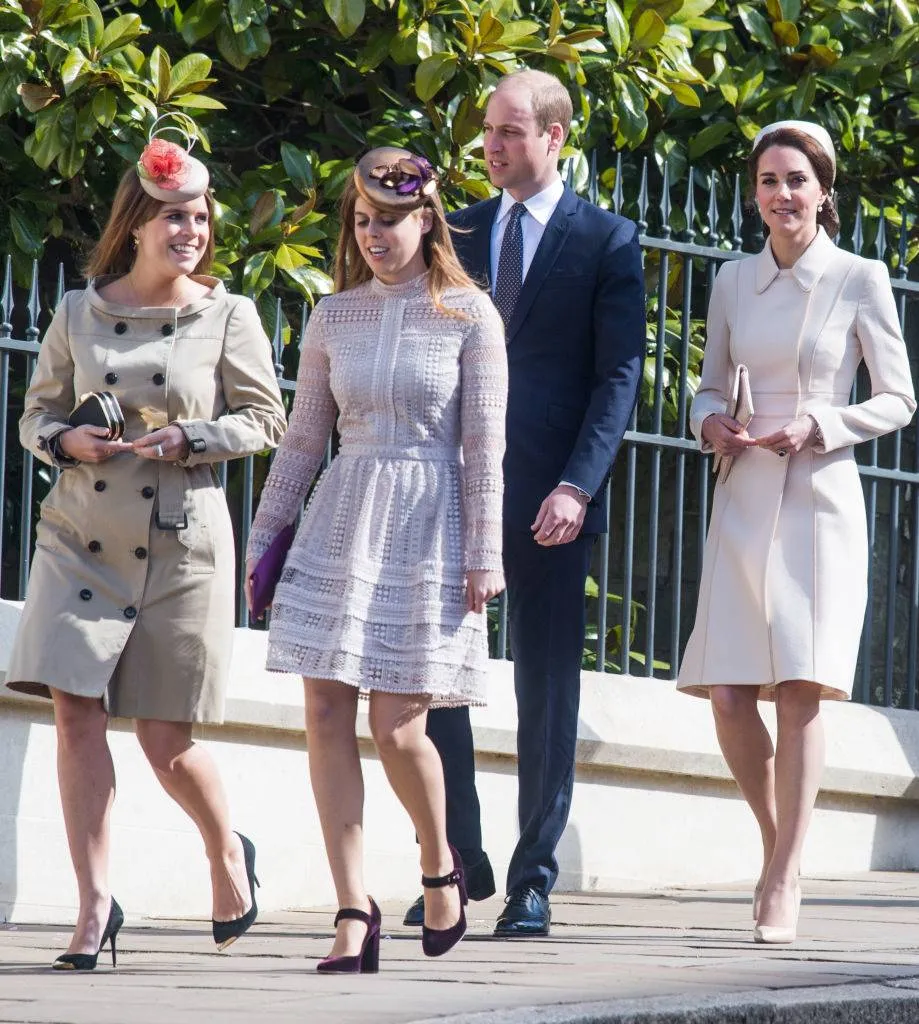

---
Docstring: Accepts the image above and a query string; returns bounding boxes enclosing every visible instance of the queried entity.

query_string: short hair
[84,168,215,279]
[496,70,573,141]
[748,127,839,238]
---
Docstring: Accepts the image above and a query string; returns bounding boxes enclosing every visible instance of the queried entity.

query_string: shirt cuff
[558,480,591,502]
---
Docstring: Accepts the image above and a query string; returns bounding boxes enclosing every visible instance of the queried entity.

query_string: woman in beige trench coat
[5,138,286,968]
[677,121,915,944]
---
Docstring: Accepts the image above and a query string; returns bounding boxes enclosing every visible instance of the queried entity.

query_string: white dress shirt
[489,175,565,293]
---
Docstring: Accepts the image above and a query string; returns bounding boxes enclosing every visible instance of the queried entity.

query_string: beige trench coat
[5,278,286,722]
[678,229,915,701]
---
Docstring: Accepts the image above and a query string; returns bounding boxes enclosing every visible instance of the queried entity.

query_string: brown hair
[748,127,839,237]
[496,69,573,142]
[84,167,216,279]
[333,176,478,316]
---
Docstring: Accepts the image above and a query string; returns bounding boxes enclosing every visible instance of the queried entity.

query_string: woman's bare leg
[757,680,824,929]
[304,677,368,958]
[368,692,458,932]
[50,689,115,956]
[134,719,250,922]
[709,684,778,896]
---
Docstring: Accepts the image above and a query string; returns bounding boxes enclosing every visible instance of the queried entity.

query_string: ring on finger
[155,443,165,458]
[777,448,788,458]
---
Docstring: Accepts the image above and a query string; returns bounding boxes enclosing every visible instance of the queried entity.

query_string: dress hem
[677,679,850,702]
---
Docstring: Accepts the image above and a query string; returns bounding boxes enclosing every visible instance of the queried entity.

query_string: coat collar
[86,275,226,318]
[754,227,836,294]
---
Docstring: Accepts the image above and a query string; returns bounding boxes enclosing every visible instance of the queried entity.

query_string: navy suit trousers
[426,525,594,896]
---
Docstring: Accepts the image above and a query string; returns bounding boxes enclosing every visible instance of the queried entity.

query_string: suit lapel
[506,187,576,342]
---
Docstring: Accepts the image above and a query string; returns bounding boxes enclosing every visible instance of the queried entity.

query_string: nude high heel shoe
[753,883,801,944]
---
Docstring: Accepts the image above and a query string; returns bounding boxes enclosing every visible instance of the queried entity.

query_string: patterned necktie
[493,202,526,329]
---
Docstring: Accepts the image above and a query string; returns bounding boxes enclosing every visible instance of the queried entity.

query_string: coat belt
[155,462,188,530]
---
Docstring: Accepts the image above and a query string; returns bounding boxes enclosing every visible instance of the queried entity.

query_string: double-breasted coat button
[134,547,148,560]
[141,485,155,499]
[94,480,106,492]
[88,540,101,553]
[104,371,118,385]
[152,372,165,385]
[161,323,174,336]
[114,322,127,335]
[124,606,137,619]
[79,588,92,601]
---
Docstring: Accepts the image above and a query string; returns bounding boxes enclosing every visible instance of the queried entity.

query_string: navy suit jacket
[449,186,645,535]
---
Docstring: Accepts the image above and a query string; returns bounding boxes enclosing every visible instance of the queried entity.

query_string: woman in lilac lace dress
[245,149,507,970]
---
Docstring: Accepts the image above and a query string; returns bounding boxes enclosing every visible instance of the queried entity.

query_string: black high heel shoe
[52,897,124,971]
[213,832,259,951]
[421,845,467,957]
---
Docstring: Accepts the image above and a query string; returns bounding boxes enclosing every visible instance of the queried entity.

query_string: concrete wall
[2,598,918,924]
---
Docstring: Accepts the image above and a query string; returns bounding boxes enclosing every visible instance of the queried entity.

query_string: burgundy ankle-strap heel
[316,897,381,974]
[421,845,468,957]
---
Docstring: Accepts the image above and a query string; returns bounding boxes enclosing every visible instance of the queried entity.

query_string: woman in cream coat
[678,121,915,944]
[6,139,286,968]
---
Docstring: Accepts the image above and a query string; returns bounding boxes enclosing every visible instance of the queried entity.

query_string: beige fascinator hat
[752,120,836,181]
[136,114,210,202]
[354,147,439,211]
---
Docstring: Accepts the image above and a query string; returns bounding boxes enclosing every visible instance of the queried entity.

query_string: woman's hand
[466,569,505,614]
[701,414,758,457]
[58,425,130,463]
[132,425,190,462]
[756,415,817,457]
[244,558,257,616]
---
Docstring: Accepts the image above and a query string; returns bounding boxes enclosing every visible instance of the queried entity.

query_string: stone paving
[2,873,919,1023]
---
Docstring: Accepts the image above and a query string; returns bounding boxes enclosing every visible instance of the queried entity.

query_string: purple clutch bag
[249,522,296,620]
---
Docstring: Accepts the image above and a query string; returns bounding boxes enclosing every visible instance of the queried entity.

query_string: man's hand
[531,485,588,546]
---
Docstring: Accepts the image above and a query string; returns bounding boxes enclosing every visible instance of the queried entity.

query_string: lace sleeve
[246,307,337,562]
[460,292,507,572]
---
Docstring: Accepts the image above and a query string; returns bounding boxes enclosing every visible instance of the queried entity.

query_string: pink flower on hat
[137,138,190,191]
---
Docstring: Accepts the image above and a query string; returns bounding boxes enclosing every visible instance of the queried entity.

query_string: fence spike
[731,172,743,250]
[588,149,598,206]
[851,200,863,255]
[55,263,66,309]
[0,255,12,338]
[612,152,624,215]
[706,169,718,241]
[897,208,910,280]
[298,300,311,350]
[272,295,284,376]
[683,165,696,243]
[25,260,40,340]
[637,156,649,233]
[875,207,887,263]
[659,161,672,240]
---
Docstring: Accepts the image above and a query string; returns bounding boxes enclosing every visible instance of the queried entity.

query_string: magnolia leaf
[10,208,43,257]
[546,41,580,62]
[281,141,314,191]
[670,82,700,107]
[99,13,143,55]
[499,19,540,44]
[169,53,213,96]
[631,10,665,50]
[17,83,59,112]
[250,191,281,236]
[91,87,116,125]
[687,121,734,160]
[415,53,458,102]
[772,20,799,47]
[242,251,276,297]
[170,93,226,109]
[605,0,630,56]
[323,0,365,39]
[281,263,333,299]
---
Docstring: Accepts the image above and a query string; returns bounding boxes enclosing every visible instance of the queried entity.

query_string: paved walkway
[3,874,919,1023]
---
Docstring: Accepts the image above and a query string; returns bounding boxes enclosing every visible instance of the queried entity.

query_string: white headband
[753,120,835,177]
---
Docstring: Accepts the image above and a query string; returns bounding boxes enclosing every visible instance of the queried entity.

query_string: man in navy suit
[404,69,645,936]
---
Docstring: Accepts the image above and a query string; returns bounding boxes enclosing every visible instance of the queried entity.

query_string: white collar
[755,226,837,293]
[497,175,565,226]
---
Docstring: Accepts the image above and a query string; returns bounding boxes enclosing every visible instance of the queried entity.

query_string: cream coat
[678,229,915,701]
[5,278,286,722]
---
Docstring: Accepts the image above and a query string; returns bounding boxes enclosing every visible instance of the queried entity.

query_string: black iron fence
[1,157,917,708]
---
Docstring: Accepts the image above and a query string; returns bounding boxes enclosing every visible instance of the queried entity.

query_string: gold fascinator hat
[354,147,439,211]
[136,113,210,203]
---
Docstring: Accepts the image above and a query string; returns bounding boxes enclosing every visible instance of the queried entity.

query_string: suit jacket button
[152,373,165,385]
[161,323,174,336]
[114,322,127,335]
[124,606,137,619]
[94,480,107,492]
[79,588,92,601]
[134,547,148,560]
[141,485,155,499]
[88,540,101,553]
[105,372,118,385]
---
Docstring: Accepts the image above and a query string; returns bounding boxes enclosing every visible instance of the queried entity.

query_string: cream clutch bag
[712,363,754,483]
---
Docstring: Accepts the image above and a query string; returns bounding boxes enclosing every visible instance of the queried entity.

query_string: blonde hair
[333,176,478,316]
[496,69,573,142]
[84,167,215,279]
